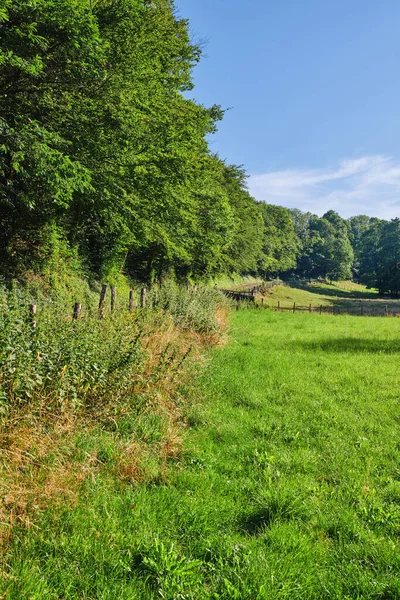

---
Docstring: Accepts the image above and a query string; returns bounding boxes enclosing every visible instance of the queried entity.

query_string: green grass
[258,280,400,316]
[211,273,262,289]
[264,280,376,308]
[3,311,400,598]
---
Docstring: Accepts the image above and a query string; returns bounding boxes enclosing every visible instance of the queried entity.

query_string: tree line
[0,0,399,295]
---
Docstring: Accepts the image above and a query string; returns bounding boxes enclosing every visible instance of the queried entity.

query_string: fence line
[20,284,400,326]
[219,280,281,303]
[21,286,149,328]
[235,301,399,317]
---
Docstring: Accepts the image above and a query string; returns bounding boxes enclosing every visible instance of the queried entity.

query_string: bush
[0,281,227,413]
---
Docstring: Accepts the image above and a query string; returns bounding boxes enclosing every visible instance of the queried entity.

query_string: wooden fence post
[360,303,364,316]
[140,287,147,308]
[98,284,108,319]
[152,290,158,307]
[129,290,134,312]
[278,301,280,312]
[385,304,388,316]
[309,303,312,313]
[73,303,81,320]
[293,302,296,313]
[320,304,322,315]
[29,304,37,329]
[111,286,117,312]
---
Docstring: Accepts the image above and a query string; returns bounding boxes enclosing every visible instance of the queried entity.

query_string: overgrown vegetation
[0,281,228,559]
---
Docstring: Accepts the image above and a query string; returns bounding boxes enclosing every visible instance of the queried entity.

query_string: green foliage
[0,292,144,411]
[357,218,400,295]
[0,0,244,282]
[151,281,227,333]
[139,540,203,599]
[293,210,354,281]
[0,281,224,412]
[258,203,299,277]
[219,166,264,276]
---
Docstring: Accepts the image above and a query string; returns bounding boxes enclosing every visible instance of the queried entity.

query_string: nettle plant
[0,282,226,414]
[0,297,146,412]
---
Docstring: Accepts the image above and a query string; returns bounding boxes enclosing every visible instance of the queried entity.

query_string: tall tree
[293,210,353,281]
[258,203,299,277]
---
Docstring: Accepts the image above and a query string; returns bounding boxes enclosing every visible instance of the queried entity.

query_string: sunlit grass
[260,281,400,316]
[3,310,400,598]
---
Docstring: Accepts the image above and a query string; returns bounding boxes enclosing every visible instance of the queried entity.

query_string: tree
[0,0,236,281]
[293,210,353,281]
[257,203,299,278]
[358,218,400,296]
[348,215,373,278]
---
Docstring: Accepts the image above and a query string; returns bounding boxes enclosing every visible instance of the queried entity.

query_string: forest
[1,0,400,295]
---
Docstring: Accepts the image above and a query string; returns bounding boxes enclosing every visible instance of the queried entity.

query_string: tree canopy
[1,1,399,290]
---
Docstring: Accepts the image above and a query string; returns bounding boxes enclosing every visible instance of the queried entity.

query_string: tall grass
[0,280,228,558]
[0,281,225,411]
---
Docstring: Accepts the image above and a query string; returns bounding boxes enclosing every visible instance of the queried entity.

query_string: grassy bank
[2,309,400,598]
[0,282,227,574]
[256,280,400,316]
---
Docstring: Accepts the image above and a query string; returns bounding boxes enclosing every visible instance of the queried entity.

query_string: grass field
[3,310,400,598]
[249,280,400,316]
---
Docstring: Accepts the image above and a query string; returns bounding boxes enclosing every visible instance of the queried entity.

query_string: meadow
[249,280,400,316]
[2,306,400,599]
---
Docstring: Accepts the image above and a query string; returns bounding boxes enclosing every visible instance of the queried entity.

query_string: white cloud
[248,155,400,219]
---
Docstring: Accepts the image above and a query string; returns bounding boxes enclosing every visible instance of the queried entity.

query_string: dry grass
[0,415,92,549]
[0,308,225,553]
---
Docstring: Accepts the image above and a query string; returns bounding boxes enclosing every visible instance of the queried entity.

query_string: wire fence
[233,299,400,317]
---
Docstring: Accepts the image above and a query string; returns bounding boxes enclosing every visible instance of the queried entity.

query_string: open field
[253,281,400,316]
[3,310,400,598]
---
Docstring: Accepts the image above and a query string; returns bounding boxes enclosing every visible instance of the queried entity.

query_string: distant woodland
[1,0,400,294]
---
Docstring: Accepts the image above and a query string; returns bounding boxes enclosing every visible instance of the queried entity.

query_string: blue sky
[175,0,400,218]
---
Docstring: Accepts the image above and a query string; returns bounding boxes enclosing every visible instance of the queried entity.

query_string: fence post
[361,303,364,316]
[293,302,296,313]
[72,303,82,320]
[29,304,37,329]
[98,284,108,319]
[152,289,158,308]
[129,290,134,312]
[140,287,147,308]
[320,304,322,315]
[278,301,280,312]
[111,286,117,312]
[309,303,312,313]
[385,304,388,316]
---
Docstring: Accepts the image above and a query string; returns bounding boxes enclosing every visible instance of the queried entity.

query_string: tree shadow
[293,337,400,354]
[289,281,377,300]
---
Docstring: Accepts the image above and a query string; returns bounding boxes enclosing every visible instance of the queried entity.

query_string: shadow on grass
[240,508,274,536]
[288,281,378,300]
[292,337,400,354]
[240,496,305,536]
